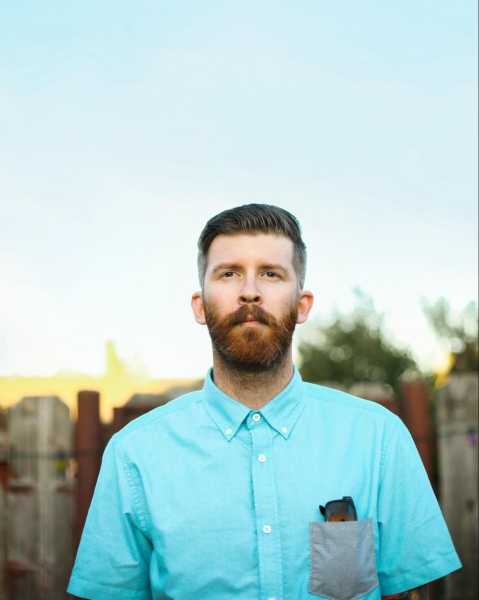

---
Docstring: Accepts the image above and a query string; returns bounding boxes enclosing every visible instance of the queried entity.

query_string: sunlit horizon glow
[0,342,200,422]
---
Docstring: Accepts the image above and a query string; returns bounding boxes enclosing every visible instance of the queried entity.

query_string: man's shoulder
[302,380,400,423]
[112,389,204,444]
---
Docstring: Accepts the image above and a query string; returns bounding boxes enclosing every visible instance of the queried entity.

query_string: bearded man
[68,204,460,600]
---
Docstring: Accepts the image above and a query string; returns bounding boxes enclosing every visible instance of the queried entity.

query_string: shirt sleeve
[67,435,153,600]
[377,415,461,595]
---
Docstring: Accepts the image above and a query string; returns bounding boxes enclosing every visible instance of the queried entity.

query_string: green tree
[298,289,418,396]
[422,298,478,372]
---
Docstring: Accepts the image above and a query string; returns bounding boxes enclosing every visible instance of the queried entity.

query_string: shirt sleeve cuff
[379,553,462,596]
[67,574,152,600]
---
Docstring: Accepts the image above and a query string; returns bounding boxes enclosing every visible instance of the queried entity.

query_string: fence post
[437,373,478,600]
[6,396,72,600]
[0,421,7,600]
[75,390,102,550]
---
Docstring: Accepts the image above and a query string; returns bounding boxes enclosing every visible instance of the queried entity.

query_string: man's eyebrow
[259,263,288,273]
[210,263,289,274]
[211,263,243,274]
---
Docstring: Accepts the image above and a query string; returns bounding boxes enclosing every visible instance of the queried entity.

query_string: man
[68,204,460,600]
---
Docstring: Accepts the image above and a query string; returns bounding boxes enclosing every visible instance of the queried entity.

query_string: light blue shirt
[68,368,460,599]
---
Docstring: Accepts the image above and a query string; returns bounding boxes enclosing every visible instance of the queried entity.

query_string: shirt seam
[379,414,402,481]
[116,440,151,535]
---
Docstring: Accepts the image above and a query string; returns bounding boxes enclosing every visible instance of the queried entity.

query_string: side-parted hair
[197,204,307,288]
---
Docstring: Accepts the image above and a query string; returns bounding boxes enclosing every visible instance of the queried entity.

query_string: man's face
[192,233,313,372]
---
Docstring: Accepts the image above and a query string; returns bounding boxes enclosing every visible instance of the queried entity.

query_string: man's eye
[263,271,279,278]
[222,271,236,278]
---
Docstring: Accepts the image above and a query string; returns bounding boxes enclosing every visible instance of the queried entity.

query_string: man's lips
[233,316,263,326]
[227,306,272,327]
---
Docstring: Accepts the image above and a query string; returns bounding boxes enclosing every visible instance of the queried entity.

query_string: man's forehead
[207,233,294,267]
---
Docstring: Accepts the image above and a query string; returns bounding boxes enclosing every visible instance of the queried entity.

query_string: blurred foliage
[422,298,478,373]
[298,289,418,396]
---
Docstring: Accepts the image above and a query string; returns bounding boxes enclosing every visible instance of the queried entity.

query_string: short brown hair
[197,204,307,288]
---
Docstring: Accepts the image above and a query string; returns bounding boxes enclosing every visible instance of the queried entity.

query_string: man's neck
[211,351,294,409]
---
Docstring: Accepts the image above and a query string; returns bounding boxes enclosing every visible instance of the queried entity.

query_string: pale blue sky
[1,2,477,377]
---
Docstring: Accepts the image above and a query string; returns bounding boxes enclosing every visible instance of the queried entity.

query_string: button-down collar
[202,367,305,441]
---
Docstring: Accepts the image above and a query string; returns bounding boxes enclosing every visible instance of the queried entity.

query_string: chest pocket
[308,519,379,600]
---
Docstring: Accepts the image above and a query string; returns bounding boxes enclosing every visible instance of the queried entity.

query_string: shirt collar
[201,367,305,442]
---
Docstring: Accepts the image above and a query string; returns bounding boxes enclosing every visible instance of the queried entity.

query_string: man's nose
[239,276,261,304]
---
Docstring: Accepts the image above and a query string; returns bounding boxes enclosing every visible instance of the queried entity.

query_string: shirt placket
[248,412,284,600]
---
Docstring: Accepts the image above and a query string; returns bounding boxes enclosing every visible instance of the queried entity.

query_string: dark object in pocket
[320,496,358,522]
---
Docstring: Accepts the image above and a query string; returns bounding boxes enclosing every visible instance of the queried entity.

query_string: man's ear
[296,290,314,325]
[191,291,207,325]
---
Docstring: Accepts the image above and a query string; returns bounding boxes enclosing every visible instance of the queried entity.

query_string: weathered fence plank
[7,396,73,600]
[437,373,478,600]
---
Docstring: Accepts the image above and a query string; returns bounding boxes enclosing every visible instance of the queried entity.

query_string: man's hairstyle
[197,204,307,288]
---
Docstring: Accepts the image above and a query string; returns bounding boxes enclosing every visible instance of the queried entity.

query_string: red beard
[204,302,298,372]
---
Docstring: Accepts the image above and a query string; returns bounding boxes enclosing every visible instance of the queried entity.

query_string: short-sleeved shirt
[68,368,460,600]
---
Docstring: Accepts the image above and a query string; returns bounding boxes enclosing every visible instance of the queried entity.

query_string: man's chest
[138,425,382,598]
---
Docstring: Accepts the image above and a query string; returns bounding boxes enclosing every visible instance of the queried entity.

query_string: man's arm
[383,584,429,599]
[67,438,153,600]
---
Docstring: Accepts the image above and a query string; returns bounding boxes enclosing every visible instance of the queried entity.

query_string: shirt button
[258,454,267,463]
[281,426,288,434]
[262,524,272,534]
[224,427,233,436]
[267,597,277,600]
[252,413,261,422]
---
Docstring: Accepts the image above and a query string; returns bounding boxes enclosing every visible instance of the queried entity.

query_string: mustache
[223,304,277,328]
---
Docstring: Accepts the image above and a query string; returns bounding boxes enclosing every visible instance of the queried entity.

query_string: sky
[1,1,477,379]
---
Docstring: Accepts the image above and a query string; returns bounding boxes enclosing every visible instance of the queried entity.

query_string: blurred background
[0,2,477,599]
